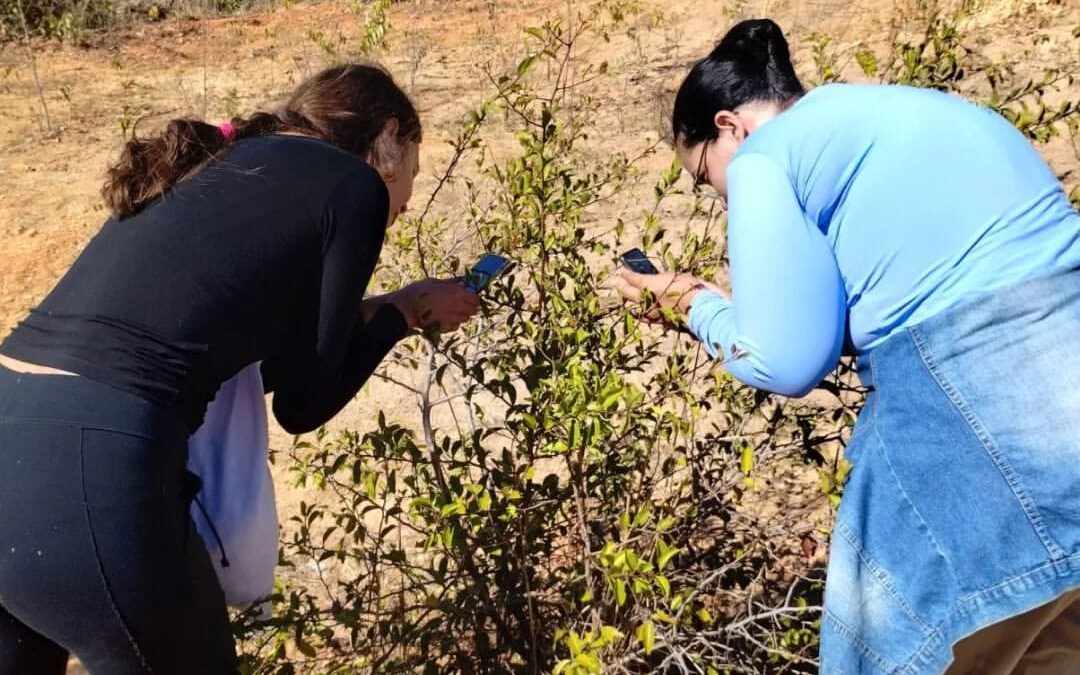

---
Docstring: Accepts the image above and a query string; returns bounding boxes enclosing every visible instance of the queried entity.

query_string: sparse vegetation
[231,3,1078,673]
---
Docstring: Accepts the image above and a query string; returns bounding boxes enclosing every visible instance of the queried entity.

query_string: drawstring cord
[192,495,231,568]
[181,470,231,568]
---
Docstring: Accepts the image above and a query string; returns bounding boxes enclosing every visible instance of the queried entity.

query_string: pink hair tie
[218,121,237,143]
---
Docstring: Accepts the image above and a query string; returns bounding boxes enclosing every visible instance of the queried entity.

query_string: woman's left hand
[615,269,719,324]
[389,278,482,333]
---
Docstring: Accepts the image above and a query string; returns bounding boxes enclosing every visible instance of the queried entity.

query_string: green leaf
[517,54,539,78]
[574,652,601,672]
[633,504,651,527]
[566,632,584,656]
[855,48,878,76]
[655,574,671,598]
[740,445,754,475]
[656,539,679,571]
[601,389,622,410]
[653,610,678,626]
[636,620,655,655]
[440,501,466,518]
[598,625,622,645]
[614,578,627,606]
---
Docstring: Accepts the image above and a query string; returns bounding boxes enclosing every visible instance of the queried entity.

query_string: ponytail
[102,63,421,219]
[102,119,230,218]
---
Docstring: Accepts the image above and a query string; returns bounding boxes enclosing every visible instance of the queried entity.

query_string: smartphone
[620,248,659,275]
[464,253,514,293]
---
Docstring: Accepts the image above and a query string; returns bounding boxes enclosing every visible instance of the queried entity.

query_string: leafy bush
[0,0,281,43]
[853,2,1079,143]
[235,4,846,674]
[1,0,114,42]
[232,2,1078,674]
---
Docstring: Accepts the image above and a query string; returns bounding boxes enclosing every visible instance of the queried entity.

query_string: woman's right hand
[390,278,481,333]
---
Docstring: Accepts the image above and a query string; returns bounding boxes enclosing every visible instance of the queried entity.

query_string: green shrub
[232,3,1078,674]
[1,0,114,42]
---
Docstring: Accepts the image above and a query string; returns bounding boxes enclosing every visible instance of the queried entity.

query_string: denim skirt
[820,266,1080,674]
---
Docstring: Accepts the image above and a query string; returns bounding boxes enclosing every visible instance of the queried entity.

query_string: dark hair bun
[714,19,789,73]
[671,18,804,146]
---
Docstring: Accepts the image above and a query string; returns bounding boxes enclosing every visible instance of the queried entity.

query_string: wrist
[677,284,707,315]
[387,290,419,330]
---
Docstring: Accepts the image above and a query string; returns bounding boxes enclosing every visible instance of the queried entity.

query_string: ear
[368,118,402,180]
[380,117,400,138]
[712,110,748,142]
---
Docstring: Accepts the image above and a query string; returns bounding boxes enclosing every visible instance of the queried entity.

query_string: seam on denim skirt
[906,325,1065,560]
[903,551,1080,671]
[859,345,954,574]
[870,422,960,592]
[835,518,934,635]
[79,429,155,674]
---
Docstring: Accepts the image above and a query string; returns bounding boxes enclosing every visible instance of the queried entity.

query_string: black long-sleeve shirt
[0,135,407,433]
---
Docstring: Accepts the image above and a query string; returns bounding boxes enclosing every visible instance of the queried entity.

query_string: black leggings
[0,365,238,675]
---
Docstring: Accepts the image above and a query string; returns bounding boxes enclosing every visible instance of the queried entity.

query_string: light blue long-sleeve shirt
[687,84,1080,397]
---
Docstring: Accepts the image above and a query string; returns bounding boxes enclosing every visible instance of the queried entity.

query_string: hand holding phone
[615,249,711,333]
[464,253,514,293]
[391,278,480,333]
[619,248,659,275]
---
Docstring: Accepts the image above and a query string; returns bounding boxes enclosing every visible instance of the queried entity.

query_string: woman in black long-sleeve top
[0,63,478,675]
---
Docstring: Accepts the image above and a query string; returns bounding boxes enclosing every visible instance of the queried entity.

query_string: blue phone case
[465,254,512,292]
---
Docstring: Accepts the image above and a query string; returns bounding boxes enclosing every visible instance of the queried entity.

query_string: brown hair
[102,63,422,219]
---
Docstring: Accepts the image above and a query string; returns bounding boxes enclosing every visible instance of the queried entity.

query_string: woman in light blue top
[618,18,1080,674]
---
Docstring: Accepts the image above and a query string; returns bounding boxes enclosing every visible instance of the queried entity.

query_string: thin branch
[14,0,52,133]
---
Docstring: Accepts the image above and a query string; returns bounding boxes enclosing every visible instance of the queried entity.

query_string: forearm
[271,302,409,434]
[686,291,804,394]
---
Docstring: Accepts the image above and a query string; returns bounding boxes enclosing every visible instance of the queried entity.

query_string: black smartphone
[620,248,659,275]
[464,253,514,293]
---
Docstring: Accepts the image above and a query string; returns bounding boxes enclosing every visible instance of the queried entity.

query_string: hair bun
[713,19,787,71]
[672,18,804,145]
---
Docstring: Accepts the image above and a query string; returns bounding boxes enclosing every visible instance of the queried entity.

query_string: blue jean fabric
[820,266,1080,674]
